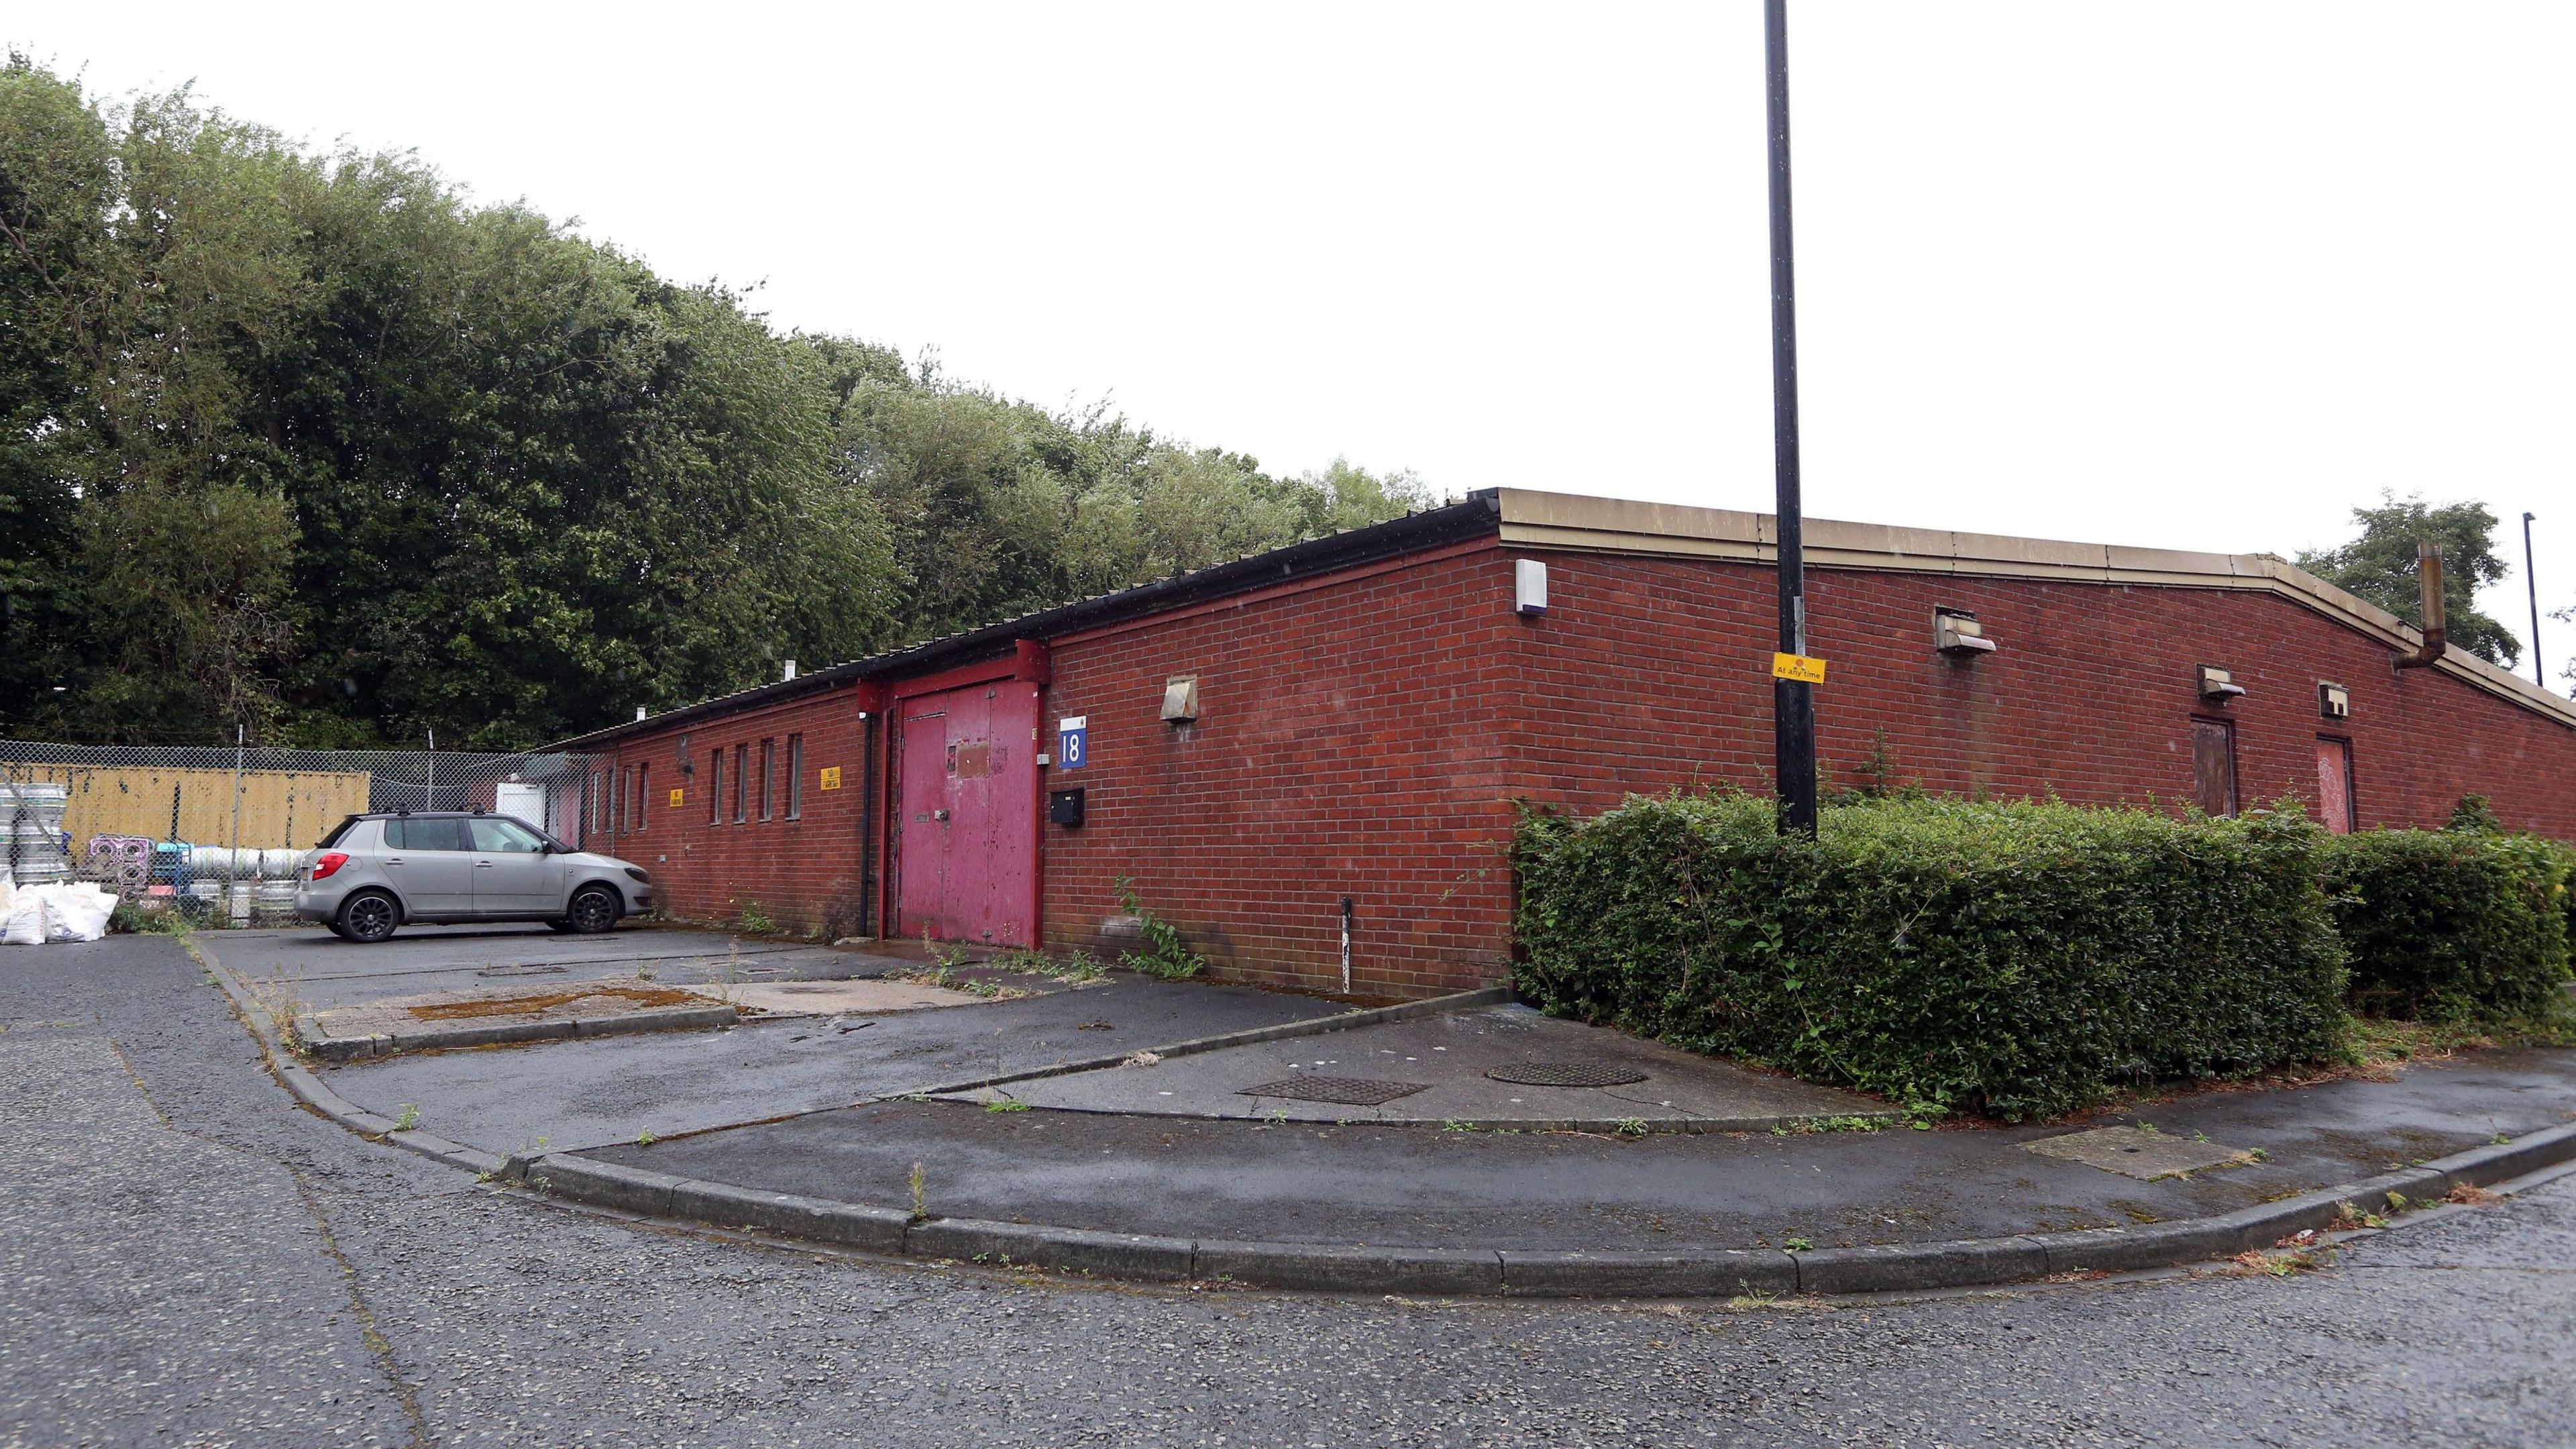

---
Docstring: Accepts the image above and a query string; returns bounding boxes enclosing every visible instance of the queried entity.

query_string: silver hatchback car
[296,810,655,943]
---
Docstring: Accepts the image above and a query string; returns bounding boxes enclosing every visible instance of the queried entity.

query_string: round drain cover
[1484,1061,1648,1088]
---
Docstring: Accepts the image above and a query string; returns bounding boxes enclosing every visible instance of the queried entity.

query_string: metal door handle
[474,860,494,869]
[385,857,405,866]
[934,810,950,821]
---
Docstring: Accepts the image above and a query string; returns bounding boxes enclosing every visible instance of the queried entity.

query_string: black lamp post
[1765,0,1818,837]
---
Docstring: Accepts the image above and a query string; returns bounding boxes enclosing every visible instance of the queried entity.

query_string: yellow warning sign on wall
[669,788,685,808]
[818,765,843,791]
[1771,652,1829,685]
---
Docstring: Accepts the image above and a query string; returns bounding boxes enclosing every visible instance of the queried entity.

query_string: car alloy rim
[574,892,612,929]
[351,897,392,936]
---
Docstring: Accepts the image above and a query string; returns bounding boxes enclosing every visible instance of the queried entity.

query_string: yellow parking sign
[669,788,685,808]
[818,765,843,791]
[1771,652,1828,685]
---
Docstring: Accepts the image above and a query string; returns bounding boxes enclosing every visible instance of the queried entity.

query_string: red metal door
[894,680,1038,947]
[2315,737,2355,834]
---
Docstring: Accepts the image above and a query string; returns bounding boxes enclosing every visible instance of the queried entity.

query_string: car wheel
[566,884,621,934]
[338,890,400,944]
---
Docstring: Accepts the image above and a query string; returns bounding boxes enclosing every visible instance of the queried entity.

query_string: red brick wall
[600,680,878,934]
[1505,551,2576,839]
[1036,543,1524,999]
[566,541,2576,998]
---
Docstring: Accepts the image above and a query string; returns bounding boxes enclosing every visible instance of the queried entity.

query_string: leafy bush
[2322,826,2573,1025]
[1515,794,2347,1120]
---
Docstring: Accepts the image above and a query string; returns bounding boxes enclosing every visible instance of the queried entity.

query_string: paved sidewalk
[595,1047,2576,1254]
[958,1002,1891,1130]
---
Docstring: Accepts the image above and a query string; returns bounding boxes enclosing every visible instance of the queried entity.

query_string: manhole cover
[1484,1061,1649,1088]
[1238,1076,1429,1107]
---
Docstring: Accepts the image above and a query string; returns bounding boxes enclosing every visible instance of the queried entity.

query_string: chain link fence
[1,738,608,926]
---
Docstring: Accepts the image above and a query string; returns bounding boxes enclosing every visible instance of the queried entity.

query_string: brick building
[549,490,2576,999]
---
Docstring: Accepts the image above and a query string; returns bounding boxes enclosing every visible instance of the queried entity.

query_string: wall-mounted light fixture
[2318,682,2351,720]
[1514,559,1548,616]
[1161,676,1201,724]
[2197,665,2246,702]
[1934,606,1994,656]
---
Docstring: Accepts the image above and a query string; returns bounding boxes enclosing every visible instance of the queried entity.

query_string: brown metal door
[2190,718,2237,817]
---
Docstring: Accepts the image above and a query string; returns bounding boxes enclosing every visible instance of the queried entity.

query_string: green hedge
[2322,826,2573,1024]
[1515,794,2348,1120]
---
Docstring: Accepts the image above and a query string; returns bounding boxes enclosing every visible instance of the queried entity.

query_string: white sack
[45,882,114,943]
[3,889,48,946]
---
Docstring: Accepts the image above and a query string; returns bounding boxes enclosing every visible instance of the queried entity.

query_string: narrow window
[636,761,649,834]
[612,767,625,837]
[758,739,775,820]
[733,743,749,822]
[786,734,804,820]
[709,749,724,824]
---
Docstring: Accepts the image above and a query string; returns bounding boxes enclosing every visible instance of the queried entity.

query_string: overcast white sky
[14,1,2572,682]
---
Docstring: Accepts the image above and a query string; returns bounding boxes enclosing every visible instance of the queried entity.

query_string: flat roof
[545,486,2574,751]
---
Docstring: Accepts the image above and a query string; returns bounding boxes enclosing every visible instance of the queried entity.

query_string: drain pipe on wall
[1340,895,1354,995]
[2396,540,2449,669]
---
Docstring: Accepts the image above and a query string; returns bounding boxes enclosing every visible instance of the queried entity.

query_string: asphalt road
[5,934,2571,1448]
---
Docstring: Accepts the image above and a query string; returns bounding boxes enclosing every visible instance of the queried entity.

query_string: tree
[0,56,1424,747]
[2296,494,2521,667]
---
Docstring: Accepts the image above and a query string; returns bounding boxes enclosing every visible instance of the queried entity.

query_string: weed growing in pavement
[2249,1147,2271,1162]
[985,1098,1032,1114]
[1614,1117,1650,1137]
[635,1130,657,1146]
[908,1162,926,1222]
[393,1104,420,1132]
[110,902,189,935]
[2491,1131,2512,1144]
[1797,1116,1886,1134]
[994,948,1108,983]
[1784,1236,1813,1252]
[1442,1119,1473,1133]
[735,899,777,936]
[1112,877,1205,981]
[1726,1289,1781,1309]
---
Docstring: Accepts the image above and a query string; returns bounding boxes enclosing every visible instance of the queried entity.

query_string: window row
[706,735,804,826]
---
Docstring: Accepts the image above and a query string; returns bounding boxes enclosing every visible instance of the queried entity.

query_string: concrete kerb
[299,1001,740,1061]
[193,932,2576,1299]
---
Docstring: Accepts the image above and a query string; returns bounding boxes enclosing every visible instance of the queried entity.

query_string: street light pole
[2526,512,2544,688]
[1766,0,1818,837]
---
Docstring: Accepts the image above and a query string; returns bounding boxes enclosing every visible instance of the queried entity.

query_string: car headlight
[623,867,651,884]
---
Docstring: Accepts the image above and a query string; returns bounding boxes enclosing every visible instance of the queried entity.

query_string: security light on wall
[1934,606,1995,655]
[2197,665,2246,702]
[1514,559,1548,615]
[1161,676,1201,724]
[2318,682,2351,720]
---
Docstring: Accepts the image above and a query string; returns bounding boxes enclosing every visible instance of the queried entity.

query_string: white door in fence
[494,782,546,830]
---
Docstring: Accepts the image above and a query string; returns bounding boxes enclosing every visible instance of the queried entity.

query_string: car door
[382,816,474,917]
[468,816,564,917]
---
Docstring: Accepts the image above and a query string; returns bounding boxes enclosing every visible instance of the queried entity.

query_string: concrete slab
[723,979,987,1016]
[204,924,912,1012]
[967,1003,1890,1130]
[308,972,1348,1151]
[2024,1125,2255,1180]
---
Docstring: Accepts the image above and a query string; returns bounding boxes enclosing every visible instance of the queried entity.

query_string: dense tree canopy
[0,59,1426,748]
[2296,493,2520,669]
